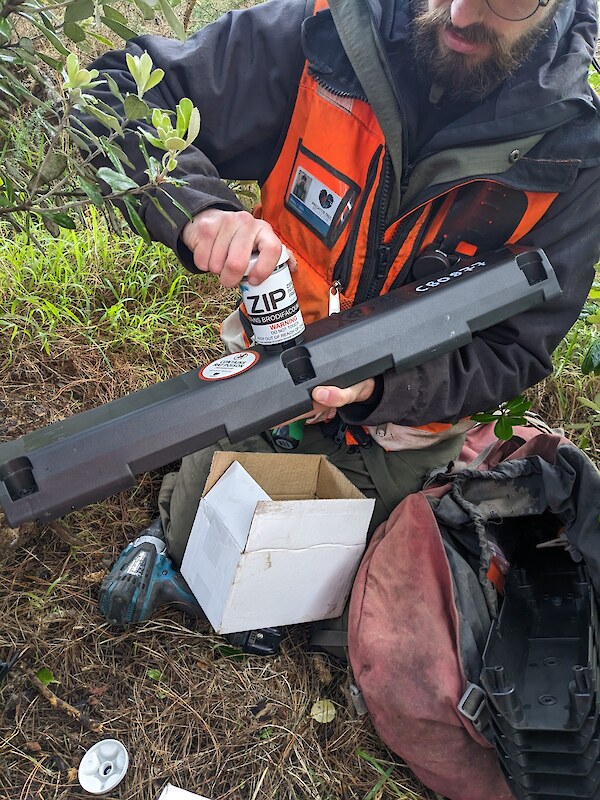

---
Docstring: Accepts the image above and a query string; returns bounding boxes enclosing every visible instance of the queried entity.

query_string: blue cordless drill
[98,530,284,655]
[98,533,200,626]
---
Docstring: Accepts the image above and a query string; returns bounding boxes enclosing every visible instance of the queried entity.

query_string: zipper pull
[377,244,390,279]
[329,281,342,315]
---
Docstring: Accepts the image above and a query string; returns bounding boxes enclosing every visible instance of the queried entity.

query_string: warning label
[199,351,259,381]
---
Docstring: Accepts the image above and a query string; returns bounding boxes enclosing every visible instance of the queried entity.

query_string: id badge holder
[285,141,360,249]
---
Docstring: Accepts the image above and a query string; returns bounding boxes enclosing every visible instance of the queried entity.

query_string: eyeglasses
[485,0,551,21]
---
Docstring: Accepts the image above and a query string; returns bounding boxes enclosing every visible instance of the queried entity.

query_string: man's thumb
[312,387,333,405]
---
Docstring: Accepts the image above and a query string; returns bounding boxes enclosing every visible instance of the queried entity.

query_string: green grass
[0,206,233,372]
[187,0,253,29]
[357,750,429,799]
[535,286,600,451]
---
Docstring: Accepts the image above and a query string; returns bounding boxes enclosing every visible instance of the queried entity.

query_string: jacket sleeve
[77,0,308,258]
[341,164,600,427]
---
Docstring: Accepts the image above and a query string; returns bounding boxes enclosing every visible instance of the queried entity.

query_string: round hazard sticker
[199,350,260,381]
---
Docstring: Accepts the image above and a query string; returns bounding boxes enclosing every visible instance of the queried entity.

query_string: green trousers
[158,422,465,569]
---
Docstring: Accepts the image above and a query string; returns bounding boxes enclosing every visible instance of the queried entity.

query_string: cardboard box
[180,452,375,634]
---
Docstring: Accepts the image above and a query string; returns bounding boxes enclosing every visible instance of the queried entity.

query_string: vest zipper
[400,161,412,197]
[354,150,392,302]
[360,185,439,300]
[308,70,368,103]
[365,244,390,301]
[388,209,435,291]
[331,144,383,292]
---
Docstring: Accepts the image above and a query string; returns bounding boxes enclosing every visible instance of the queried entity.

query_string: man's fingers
[181,215,216,273]
[312,379,376,408]
[212,221,255,287]
[287,250,298,273]
[245,225,284,284]
[312,387,349,407]
[304,408,337,425]
[280,379,375,430]
[181,209,284,288]
[204,210,257,285]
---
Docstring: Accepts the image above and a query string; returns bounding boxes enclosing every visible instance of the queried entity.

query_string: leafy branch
[472,395,533,441]
[0,0,197,240]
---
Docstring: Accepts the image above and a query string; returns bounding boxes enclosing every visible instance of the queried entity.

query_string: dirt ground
[0,332,441,800]
[1,297,599,800]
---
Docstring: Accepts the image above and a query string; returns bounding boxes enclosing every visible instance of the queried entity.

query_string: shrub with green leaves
[0,0,196,239]
[581,280,600,376]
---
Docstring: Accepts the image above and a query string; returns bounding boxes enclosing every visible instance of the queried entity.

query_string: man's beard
[411,4,552,101]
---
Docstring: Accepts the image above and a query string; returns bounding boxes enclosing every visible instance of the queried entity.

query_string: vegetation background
[0,0,599,798]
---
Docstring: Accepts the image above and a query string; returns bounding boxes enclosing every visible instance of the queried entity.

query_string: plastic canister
[240,245,305,350]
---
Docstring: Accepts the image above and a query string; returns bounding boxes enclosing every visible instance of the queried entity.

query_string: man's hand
[285,379,376,425]
[307,379,376,422]
[181,208,292,287]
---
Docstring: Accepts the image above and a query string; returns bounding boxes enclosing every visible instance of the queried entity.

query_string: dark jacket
[84,0,600,427]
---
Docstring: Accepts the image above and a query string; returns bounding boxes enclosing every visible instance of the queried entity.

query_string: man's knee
[160,434,276,565]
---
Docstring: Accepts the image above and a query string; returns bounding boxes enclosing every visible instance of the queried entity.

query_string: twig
[47,521,85,547]
[24,668,104,733]
[183,0,196,31]
[0,179,167,216]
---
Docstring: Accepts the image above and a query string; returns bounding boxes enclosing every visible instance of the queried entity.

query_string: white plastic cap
[78,739,129,795]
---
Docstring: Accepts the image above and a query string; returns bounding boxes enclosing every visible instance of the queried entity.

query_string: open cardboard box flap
[204,451,366,500]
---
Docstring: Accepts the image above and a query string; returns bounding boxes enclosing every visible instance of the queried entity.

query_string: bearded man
[84,0,599,644]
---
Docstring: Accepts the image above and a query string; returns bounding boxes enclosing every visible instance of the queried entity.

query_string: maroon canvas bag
[347,424,600,800]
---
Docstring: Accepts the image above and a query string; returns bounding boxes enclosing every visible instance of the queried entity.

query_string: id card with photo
[285,142,360,248]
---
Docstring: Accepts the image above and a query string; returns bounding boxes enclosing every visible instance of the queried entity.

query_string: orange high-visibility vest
[258,0,557,326]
